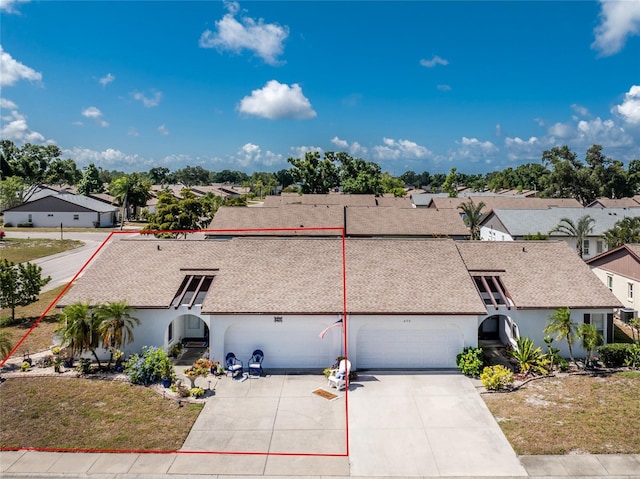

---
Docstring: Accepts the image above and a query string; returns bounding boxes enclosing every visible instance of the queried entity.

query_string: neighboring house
[263,193,379,207]
[58,237,619,369]
[587,197,640,208]
[587,244,640,321]
[206,205,469,239]
[479,207,640,259]
[3,192,118,228]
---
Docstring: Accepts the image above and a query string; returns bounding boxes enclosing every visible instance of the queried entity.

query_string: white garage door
[224,325,333,369]
[357,327,463,369]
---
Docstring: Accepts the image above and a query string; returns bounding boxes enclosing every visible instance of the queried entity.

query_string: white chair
[327,359,351,391]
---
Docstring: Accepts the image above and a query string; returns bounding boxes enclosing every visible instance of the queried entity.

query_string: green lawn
[0,238,84,263]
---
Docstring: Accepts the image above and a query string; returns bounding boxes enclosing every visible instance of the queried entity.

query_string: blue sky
[1,0,639,175]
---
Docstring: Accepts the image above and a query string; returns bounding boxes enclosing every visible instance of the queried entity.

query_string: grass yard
[0,238,84,263]
[482,371,640,455]
[1,285,66,357]
[0,377,202,451]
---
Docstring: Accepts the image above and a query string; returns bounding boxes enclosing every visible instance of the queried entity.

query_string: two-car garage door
[357,326,463,369]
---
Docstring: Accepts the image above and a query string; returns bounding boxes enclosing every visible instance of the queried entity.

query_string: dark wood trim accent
[188,276,207,309]
[479,276,498,309]
[584,313,591,324]
[607,313,614,344]
[174,276,195,309]
[490,276,509,309]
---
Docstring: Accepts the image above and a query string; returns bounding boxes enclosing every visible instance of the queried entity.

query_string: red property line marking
[1,227,351,458]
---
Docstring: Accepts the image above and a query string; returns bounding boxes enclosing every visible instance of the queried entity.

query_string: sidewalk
[1,450,639,477]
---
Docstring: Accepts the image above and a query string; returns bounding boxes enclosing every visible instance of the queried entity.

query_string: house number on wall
[403,319,411,323]
[274,316,283,323]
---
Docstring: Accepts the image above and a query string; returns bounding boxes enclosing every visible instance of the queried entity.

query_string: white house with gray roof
[3,192,119,228]
[57,236,620,370]
[480,207,640,259]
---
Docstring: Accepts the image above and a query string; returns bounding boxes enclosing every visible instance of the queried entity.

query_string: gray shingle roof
[456,241,622,309]
[59,237,619,314]
[483,207,640,236]
[346,207,468,236]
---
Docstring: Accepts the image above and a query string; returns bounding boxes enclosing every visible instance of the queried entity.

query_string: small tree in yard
[0,259,50,322]
[56,302,103,370]
[578,323,601,369]
[545,307,578,366]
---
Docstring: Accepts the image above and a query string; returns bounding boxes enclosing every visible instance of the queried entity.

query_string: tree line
[2,139,640,213]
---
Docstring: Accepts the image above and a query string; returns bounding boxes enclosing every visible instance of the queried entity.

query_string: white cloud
[237,80,316,120]
[0,45,42,87]
[81,106,108,127]
[158,124,169,136]
[373,137,431,161]
[288,145,323,159]
[613,85,640,124]
[0,0,29,14]
[131,90,162,107]
[437,84,452,92]
[592,0,640,56]
[575,117,633,147]
[64,147,143,169]
[0,110,47,144]
[127,127,139,137]
[199,0,289,66]
[495,124,502,137]
[330,136,367,156]
[331,136,349,149]
[547,121,574,139]
[571,103,590,117]
[450,137,499,163]
[504,136,541,161]
[231,142,283,168]
[420,55,449,68]
[0,98,17,109]
[99,73,115,86]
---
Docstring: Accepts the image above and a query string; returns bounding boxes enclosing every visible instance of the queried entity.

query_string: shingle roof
[266,193,378,207]
[456,241,622,309]
[209,205,344,235]
[60,237,619,315]
[345,207,468,236]
[59,238,486,314]
[588,197,640,208]
[209,205,469,237]
[6,192,118,213]
[483,207,640,236]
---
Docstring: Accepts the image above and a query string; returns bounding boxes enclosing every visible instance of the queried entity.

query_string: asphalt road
[4,231,115,292]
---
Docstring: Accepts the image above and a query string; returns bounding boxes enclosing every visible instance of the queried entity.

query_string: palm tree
[0,329,13,360]
[578,323,601,369]
[458,200,486,240]
[57,302,103,370]
[95,301,140,367]
[603,217,640,249]
[544,307,578,366]
[549,214,595,258]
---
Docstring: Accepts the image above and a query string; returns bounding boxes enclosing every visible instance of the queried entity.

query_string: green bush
[480,365,514,391]
[624,345,640,369]
[598,343,636,367]
[17,222,33,227]
[125,346,175,385]
[456,347,484,377]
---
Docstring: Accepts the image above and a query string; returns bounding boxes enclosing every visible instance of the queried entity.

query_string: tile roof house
[58,237,619,369]
[479,207,640,260]
[3,191,118,228]
[586,244,640,322]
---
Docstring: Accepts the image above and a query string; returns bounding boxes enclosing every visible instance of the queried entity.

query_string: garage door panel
[357,327,462,369]
[225,326,332,369]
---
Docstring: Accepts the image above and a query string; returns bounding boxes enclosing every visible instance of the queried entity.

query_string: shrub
[510,336,550,376]
[125,346,174,385]
[598,343,636,368]
[624,344,640,369]
[190,387,205,398]
[20,360,31,372]
[3,222,12,227]
[480,365,514,391]
[17,222,33,227]
[456,347,484,377]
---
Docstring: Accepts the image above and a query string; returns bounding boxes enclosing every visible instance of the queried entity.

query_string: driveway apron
[347,371,528,477]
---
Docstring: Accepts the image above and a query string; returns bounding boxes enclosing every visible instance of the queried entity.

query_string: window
[629,283,634,301]
[596,240,604,255]
[607,275,613,291]
[171,274,215,308]
[28,214,32,223]
[583,239,590,256]
[168,321,174,342]
[591,313,605,344]
[73,214,79,220]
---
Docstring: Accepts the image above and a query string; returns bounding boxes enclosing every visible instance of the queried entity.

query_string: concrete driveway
[178,371,526,477]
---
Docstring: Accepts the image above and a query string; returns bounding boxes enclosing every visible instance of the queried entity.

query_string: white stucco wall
[4,210,113,228]
[591,267,640,317]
